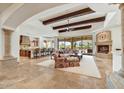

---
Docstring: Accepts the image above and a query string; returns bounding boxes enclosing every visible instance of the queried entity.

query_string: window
[59,41,65,49]
[65,41,71,48]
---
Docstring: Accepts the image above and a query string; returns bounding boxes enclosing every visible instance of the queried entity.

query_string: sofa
[54,56,69,68]
[54,55,80,68]
[66,57,80,67]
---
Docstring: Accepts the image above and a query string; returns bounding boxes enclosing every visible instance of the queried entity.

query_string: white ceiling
[1,3,121,38]
[0,3,12,14]
[48,12,106,29]
[3,3,64,29]
[23,3,120,37]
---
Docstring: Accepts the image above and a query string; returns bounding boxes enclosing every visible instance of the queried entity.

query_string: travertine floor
[0,56,112,89]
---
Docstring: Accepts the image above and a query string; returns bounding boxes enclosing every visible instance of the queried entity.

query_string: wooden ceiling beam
[59,25,91,33]
[42,7,94,25]
[53,16,105,30]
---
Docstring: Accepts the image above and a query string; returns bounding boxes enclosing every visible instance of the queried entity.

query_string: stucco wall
[11,24,50,61]
[110,25,122,71]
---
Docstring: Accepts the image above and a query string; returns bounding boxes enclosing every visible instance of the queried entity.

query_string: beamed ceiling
[59,25,92,33]
[42,7,95,25]
[53,16,105,30]
[40,5,107,34]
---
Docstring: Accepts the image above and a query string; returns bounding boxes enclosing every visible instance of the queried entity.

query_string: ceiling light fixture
[67,18,71,32]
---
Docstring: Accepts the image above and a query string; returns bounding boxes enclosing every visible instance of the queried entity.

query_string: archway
[0,3,64,61]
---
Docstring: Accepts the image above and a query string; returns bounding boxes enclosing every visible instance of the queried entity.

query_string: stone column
[0,28,17,63]
[4,29,12,58]
[118,4,124,77]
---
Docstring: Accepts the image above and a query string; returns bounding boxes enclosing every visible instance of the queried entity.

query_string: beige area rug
[37,55,101,78]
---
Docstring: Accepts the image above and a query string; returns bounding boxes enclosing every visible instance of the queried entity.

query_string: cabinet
[20,50,31,57]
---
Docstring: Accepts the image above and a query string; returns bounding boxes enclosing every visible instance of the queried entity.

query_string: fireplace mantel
[95,41,112,45]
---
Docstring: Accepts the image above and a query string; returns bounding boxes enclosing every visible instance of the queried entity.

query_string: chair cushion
[66,57,79,62]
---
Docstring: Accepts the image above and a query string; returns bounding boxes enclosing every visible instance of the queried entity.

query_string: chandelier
[66,18,73,32]
[66,18,75,32]
[66,19,70,32]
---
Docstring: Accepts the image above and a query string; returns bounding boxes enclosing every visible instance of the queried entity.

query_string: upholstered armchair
[54,57,69,68]
[66,57,80,67]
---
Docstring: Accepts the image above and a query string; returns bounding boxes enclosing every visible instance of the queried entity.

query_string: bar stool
[33,49,37,58]
[40,49,44,57]
[33,48,40,58]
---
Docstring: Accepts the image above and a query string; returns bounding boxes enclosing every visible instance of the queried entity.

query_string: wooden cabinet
[20,50,31,57]
[19,35,39,58]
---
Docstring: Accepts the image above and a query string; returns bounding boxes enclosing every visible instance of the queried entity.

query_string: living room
[0,2,124,92]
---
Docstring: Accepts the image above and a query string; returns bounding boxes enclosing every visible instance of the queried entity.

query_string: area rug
[37,59,55,68]
[37,55,101,78]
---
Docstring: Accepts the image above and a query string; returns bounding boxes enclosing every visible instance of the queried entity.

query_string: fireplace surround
[95,31,112,59]
[97,45,109,54]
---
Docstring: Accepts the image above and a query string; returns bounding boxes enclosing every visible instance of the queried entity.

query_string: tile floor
[0,56,112,89]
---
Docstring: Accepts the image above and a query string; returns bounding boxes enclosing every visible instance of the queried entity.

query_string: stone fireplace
[95,31,112,59]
